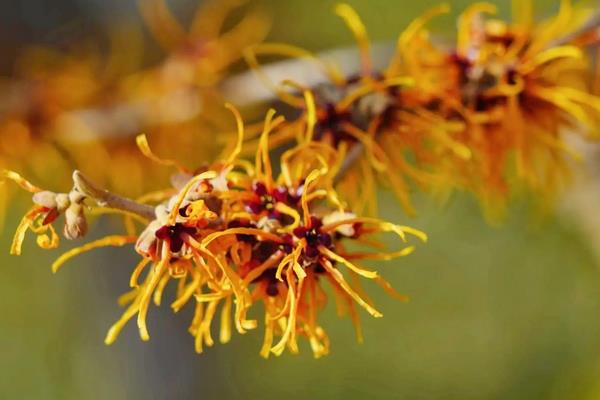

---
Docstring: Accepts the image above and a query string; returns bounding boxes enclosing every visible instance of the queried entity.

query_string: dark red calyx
[155,223,196,253]
[227,219,258,244]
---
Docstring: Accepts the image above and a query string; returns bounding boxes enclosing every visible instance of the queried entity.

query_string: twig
[221,42,396,106]
[72,170,155,220]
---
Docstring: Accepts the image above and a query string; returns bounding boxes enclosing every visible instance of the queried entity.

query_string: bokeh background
[3,1,600,399]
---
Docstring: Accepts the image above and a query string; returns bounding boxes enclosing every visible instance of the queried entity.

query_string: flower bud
[32,191,57,209]
[55,193,70,212]
[63,203,87,240]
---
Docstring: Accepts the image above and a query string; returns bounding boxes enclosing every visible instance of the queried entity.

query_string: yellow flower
[397,1,600,217]
[5,104,426,358]
[9,0,597,361]
[240,3,476,216]
[216,109,426,357]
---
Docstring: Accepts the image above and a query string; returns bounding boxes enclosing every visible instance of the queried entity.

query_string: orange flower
[5,104,426,358]
[397,1,600,217]
[241,4,472,216]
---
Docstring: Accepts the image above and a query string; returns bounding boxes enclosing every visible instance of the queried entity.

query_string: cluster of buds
[31,189,87,240]
[4,170,90,257]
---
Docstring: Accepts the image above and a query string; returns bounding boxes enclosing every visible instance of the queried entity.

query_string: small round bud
[32,191,57,209]
[63,203,87,240]
[55,193,70,212]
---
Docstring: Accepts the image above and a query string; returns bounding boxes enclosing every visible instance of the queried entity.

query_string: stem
[72,170,156,220]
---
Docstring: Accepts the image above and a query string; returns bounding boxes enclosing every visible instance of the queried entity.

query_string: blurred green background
[4,1,600,399]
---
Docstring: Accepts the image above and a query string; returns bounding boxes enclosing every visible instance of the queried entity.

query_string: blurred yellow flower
[397,1,600,217]
[0,0,270,221]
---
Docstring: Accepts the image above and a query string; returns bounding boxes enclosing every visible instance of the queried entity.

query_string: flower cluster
[244,1,600,218]
[3,1,600,359]
[5,104,425,358]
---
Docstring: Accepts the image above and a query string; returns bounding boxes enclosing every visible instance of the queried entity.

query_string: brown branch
[72,170,156,220]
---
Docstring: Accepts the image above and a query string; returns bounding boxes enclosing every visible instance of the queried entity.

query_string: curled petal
[1,170,42,193]
[52,235,137,273]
